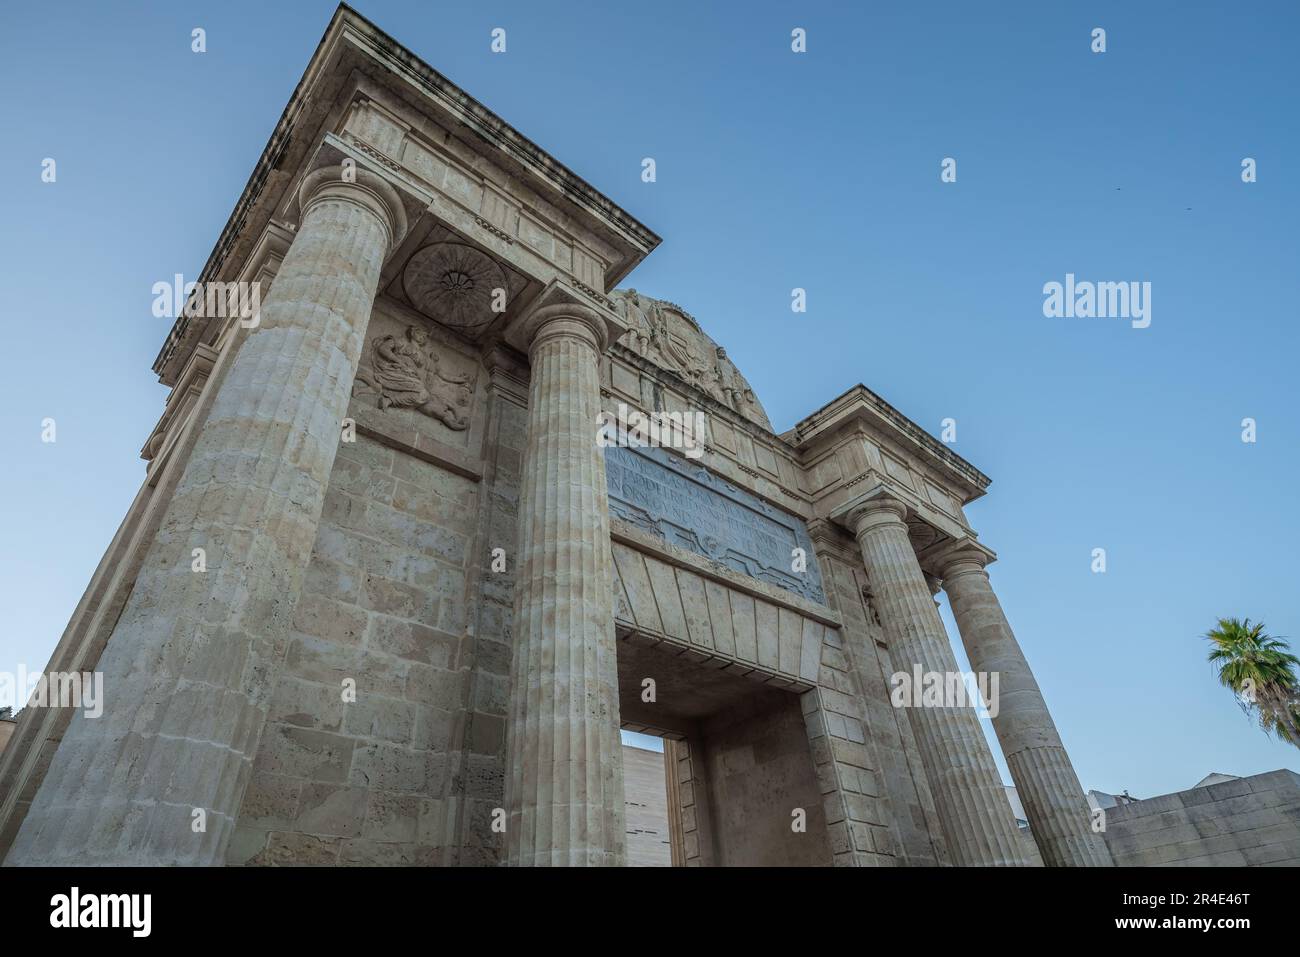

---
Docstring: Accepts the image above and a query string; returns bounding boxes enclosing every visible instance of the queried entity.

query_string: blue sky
[1,0,1296,799]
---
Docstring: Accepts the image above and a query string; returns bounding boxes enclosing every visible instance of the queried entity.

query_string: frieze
[572,277,616,309]
[344,133,403,173]
[604,443,825,603]
[474,216,515,244]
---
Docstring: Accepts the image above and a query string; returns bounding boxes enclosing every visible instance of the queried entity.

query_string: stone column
[939,548,1112,866]
[504,303,626,866]
[5,165,406,866]
[848,497,1031,866]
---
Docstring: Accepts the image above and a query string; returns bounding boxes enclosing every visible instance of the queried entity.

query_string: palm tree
[1205,617,1300,749]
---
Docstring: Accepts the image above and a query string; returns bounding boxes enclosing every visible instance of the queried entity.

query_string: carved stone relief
[353,322,475,431]
[605,442,824,603]
[609,289,771,430]
[861,584,882,628]
[402,241,509,336]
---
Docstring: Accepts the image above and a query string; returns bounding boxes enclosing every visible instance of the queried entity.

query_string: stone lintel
[610,517,843,630]
[617,623,817,697]
[618,697,693,740]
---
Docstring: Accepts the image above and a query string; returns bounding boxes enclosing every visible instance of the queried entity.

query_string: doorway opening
[617,635,833,866]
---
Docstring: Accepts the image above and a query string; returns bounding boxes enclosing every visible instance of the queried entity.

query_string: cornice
[790,384,991,503]
[153,2,660,384]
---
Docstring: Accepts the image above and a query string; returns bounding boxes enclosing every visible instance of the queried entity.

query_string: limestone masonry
[2,6,1117,866]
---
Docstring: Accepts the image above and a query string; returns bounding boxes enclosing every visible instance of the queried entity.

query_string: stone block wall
[623,744,671,866]
[818,542,950,865]
[445,363,527,865]
[227,432,479,865]
[1102,770,1300,867]
[697,693,832,866]
[800,681,896,867]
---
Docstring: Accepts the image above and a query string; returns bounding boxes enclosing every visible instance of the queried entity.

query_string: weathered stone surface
[848,497,1032,867]
[1102,771,1300,867]
[503,304,626,866]
[4,7,1138,871]
[6,164,406,866]
[223,427,477,865]
[607,443,824,602]
[623,744,671,866]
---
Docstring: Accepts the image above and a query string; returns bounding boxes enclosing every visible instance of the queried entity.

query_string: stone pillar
[939,549,1112,866]
[504,303,626,866]
[848,497,1031,866]
[5,165,406,866]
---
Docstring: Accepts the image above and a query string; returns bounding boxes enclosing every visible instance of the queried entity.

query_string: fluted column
[939,548,1112,866]
[849,497,1031,866]
[504,304,625,866]
[5,165,406,866]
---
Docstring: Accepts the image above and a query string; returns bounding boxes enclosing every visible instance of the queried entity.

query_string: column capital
[839,492,909,539]
[932,539,996,584]
[506,281,627,358]
[520,303,610,355]
[297,163,409,253]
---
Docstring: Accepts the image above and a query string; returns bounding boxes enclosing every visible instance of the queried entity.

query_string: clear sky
[1,0,1296,799]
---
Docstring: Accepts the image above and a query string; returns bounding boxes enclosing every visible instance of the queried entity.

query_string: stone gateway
[0,7,1107,867]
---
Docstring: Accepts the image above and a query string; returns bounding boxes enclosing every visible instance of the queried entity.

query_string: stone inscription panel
[605,444,824,603]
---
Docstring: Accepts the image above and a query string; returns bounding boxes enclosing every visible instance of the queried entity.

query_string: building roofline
[153,3,660,379]
[790,383,991,501]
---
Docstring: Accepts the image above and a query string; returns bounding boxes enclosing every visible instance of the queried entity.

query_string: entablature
[790,385,992,546]
[153,5,659,387]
